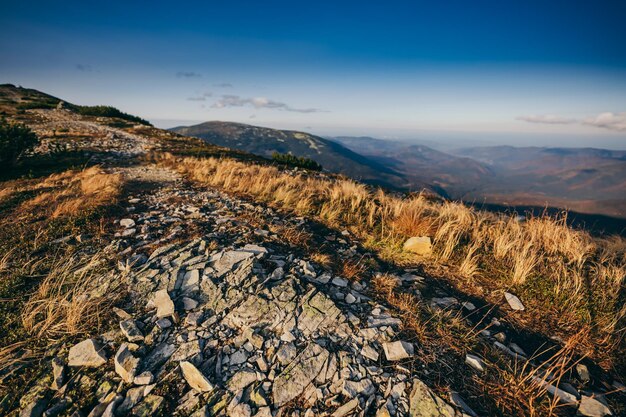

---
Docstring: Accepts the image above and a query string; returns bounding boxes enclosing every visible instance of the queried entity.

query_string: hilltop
[0,84,624,417]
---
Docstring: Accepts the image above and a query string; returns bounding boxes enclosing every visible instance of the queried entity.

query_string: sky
[1,0,626,149]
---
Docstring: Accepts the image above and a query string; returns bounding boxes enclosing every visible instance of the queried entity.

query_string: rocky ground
[2,104,622,417]
[17,163,617,417]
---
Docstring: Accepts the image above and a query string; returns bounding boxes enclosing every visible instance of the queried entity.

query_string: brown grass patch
[21,251,124,340]
[19,166,122,218]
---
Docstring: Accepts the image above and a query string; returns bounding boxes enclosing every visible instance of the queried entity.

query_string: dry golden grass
[156,153,626,369]
[19,166,122,218]
[479,331,588,417]
[21,252,124,339]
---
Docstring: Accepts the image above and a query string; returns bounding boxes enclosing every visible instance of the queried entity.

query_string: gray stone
[273,343,330,406]
[383,341,414,361]
[332,398,359,417]
[408,379,455,417]
[120,320,144,342]
[276,343,297,365]
[504,292,525,311]
[51,358,65,390]
[403,236,432,256]
[133,371,154,385]
[68,339,107,367]
[153,289,175,319]
[120,218,135,228]
[578,395,612,417]
[131,394,164,416]
[114,344,139,383]
[227,369,257,392]
[180,361,214,392]
[465,354,485,372]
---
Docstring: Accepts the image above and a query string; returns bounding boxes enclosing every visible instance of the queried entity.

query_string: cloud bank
[518,112,626,132]
[187,92,213,101]
[516,114,576,124]
[211,95,326,113]
[583,112,626,132]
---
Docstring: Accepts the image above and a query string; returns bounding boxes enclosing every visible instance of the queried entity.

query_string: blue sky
[2,0,626,148]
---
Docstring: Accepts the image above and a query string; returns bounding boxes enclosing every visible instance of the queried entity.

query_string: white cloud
[213,82,233,88]
[211,95,326,113]
[516,114,576,125]
[582,112,626,132]
[187,92,213,101]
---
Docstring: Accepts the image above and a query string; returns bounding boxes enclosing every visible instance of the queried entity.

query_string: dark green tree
[0,118,39,166]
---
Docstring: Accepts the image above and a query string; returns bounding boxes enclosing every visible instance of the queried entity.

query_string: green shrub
[271,152,322,171]
[75,105,152,126]
[0,118,40,166]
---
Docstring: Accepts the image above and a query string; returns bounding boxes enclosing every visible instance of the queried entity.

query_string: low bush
[271,152,322,171]
[75,105,152,126]
[0,118,40,167]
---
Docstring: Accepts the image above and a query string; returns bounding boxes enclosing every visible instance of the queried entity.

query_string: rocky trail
[16,163,617,417]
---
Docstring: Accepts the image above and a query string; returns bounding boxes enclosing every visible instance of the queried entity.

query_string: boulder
[403,236,432,256]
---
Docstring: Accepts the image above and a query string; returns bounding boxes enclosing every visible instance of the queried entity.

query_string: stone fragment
[120,218,135,228]
[382,341,414,361]
[153,289,175,318]
[114,344,139,383]
[180,361,214,392]
[51,358,65,390]
[134,371,154,385]
[120,320,144,342]
[132,394,164,417]
[182,297,198,310]
[227,369,257,392]
[576,363,591,383]
[578,395,612,417]
[333,398,359,417]
[408,379,456,417]
[343,378,375,397]
[504,292,525,311]
[361,345,379,361]
[276,343,297,365]
[68,339,107,367]
[273,343,329,406]
[403,236,432,256]
[230,403,252,417]
[465,354,485,372]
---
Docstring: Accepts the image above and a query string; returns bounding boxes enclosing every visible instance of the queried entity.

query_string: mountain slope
[170,122,415,190]
[331,136,494,197]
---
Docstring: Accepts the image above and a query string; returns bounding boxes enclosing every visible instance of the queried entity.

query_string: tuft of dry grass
[341,256,369,281]
[479,331,589,417]
[21,251,125,339]
[19,166,122,218]
[155,153,626,370]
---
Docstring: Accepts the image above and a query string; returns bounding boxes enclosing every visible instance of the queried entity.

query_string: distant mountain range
[171,123,626,222]
[169,122,415,190]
